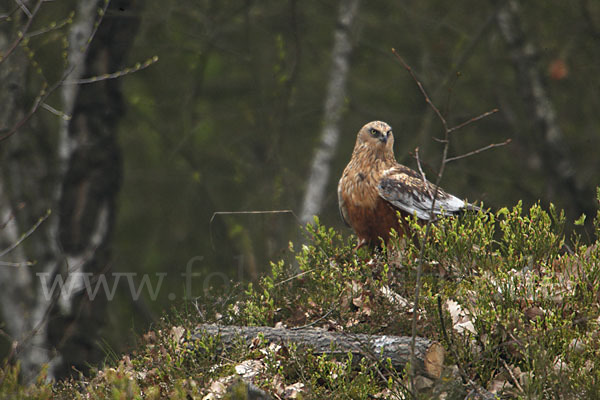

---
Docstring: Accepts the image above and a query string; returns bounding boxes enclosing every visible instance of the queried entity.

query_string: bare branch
[0,0,111,143]
[64,56,159,85]
[209,210,300,250]
[0,79,60,142]
[393,50,503,396]
[0,260,35,267]
[0,209,51,259]
[15,0,32,18]
[2,44,154,154]
[414,147,428,185]
[448,108,499,134]
[210,209,299,225]
[41,102,71,120]
[445,139,512,163]
[0,0,44,65]
[502,358,525,394]
[394,52,450,396]
[84,0,111,54]
[273,268,315,287]
[392,48,448,131]
[290,305,336,330]
[26,12,75,38]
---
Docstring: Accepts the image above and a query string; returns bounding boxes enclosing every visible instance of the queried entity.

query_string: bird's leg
[354,238,367,251]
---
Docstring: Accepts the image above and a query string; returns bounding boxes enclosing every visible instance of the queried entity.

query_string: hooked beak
[379,133,388,144]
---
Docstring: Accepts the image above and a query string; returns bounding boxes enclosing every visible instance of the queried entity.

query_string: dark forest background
[1,0,599,381]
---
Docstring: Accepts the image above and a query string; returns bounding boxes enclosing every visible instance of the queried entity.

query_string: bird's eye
[370,128,378,136]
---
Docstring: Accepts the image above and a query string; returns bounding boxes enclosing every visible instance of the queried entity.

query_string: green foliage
[6,198,600,398]
[233,216,416,337]
[5,0,600,385]
[407,202,600,398]
[0,364,51,399]
[230,200,600,397]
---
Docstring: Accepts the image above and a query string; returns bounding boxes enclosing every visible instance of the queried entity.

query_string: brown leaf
[523,306,545,321]
[283,382,305,399]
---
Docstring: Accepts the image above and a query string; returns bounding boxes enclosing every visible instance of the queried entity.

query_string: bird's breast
[343,173,379,210]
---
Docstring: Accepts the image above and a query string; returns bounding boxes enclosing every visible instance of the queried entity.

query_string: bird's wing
[377,165,465,220]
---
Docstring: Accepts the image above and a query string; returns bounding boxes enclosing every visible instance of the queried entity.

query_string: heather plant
[5,191,600,398]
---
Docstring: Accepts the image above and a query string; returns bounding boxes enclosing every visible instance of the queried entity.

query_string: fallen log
[191,324,444,379]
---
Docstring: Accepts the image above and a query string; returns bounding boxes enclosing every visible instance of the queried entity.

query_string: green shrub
[5,192,600,398]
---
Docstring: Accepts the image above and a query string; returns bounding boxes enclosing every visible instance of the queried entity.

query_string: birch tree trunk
[47,0,140,379]
[0,0,139,380]
[300,0,360,225]
[0,8,50,382]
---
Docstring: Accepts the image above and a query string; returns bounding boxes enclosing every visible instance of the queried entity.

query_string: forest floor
[4,194,600,399]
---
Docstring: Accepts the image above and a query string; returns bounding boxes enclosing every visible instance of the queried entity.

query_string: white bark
[0,14,51,381]
[0,0,105,381]
[0,188,46,381]
[59,0,98,168]
[300,0,360,225]
[51,0,103,316]
[38,0,103,380]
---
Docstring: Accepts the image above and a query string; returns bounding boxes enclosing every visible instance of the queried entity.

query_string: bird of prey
[338,120,476,249]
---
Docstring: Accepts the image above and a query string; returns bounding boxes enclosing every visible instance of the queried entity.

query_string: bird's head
[356,120,394,151]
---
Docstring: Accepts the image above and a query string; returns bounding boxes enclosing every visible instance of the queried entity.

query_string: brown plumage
[338,121,475,249]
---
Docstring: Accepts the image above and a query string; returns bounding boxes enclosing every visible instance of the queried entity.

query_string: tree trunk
[300,0,360,225]
[46,0,140,380]
[0,0,140,381]
[192,324,445,379]
[495,0,594,216]
[0,5,53,383]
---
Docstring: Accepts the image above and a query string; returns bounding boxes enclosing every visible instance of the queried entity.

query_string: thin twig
[373,361,414,399]
[0,81,52,141]
[210,210,299,224]
[392,48,448,131]
[209,210,299,250]
[446,139,512,163]
[40,56,158,122]
[410,219,434,395]
[502,358,525,393]
[0,260,35,267]
[0,0,44,65]
[409,120,450,396]
[448,108,499,134]
[414,147,428,185]
[25,13,74,38]
[394,50,500,396]
[437,296,470,386]
[41,102,71,120]
[273,268,315,287]
[0,0,112,143]
[394,50,450,395]
[15,0,32,18]
[0,209,50,259]
[0,202,25,229]
[290,306,335,330]
[0,4,18,22]
[84,0,111,54]
[64,56,159,85]
[436,296,453,352]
